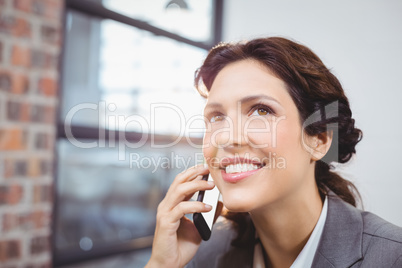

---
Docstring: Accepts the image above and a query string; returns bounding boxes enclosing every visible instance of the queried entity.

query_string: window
[54,0,222,265]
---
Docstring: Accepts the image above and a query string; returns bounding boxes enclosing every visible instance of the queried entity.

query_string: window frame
[52,0,223,266]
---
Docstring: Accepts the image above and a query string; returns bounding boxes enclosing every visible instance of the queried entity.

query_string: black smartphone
[193,174,222,241]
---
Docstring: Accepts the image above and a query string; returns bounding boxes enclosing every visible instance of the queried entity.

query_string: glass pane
[102,0,213,43]
[61,10,207,136]
[55,139,202,254]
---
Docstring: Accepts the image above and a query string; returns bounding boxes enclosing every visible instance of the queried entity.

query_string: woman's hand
[145,164,215,268]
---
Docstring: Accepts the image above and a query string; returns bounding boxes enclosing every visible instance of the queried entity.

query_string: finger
[158,180,214,213]
[193,175,204,181]
[166,179,215,208]
[174,164,209,185]
[157,165,210,214]
[184,175,205,201]
[170,201,212,223]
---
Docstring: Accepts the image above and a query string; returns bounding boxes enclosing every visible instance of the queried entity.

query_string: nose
[213,113,247,152]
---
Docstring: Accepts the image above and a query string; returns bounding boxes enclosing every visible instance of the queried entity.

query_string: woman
[145,37,402,267]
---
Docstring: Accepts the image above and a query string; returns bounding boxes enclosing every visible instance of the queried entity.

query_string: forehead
[207,59,290,103]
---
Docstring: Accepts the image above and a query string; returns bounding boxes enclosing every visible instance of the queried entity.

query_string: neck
[249,173,323,268]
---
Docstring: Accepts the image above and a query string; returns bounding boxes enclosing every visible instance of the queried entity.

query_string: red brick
[14,0,31,13]
[3,159,14,178]
[32,210,49,229]
[44,105,55,123]
[0,128,27,151]
[35,132,52,150]
[38,77,57,96]
[0,186,7,204]
[41,24,60,45]
[2,213,18,231]
[30,105,44,122]
[12,72,29,94]
[28,158,41,177]
[16,160,28,176]
[5,158,52,178]
[40,159,52,176]
[15,0,62,20]
[0,0,61,263]
[33,184,51,203]
[31,49,55,69]
[0,15,31,38]
[7,100,30,122]
[0,239,21,261]
[13,17,31,37]
[30,104,55,123]
[32,0,46,16]
[0,16,15,35]
[0,71,29,94]
[9,184,23,204]
[30,235,49,255]
[3,210,50,232]
[39,262,51,268]
[0,184,23,205]
[21,102,30,121]
[11,45,30,67]
[0,41,3,62]
[5,158,29,177]
[44,0,63,20]
[0,71,12,92]
[7,100,21,121]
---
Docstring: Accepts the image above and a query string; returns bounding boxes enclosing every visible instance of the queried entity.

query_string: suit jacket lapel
[312,192,363,267]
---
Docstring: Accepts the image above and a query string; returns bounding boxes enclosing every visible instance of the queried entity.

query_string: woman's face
[203,59,315,212]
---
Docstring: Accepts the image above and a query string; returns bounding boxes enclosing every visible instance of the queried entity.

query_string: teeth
[225,163,261,174]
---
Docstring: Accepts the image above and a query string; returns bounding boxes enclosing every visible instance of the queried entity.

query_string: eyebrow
[205,95,281,110]
[239,95,281,106]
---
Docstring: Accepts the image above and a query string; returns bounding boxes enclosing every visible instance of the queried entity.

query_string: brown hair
[195,37,363,246]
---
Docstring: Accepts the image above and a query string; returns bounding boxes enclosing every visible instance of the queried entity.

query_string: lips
[219,157,264,183]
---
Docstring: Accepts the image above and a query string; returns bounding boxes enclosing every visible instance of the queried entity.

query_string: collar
[253,196,328,268]
[290,195,328,267]
[311,192,363,267]
[216,192,364,268]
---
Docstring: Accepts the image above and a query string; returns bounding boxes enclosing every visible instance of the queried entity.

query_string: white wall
[222,0,402,226]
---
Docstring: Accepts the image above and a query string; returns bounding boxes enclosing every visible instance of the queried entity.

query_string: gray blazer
[187,192,402,267]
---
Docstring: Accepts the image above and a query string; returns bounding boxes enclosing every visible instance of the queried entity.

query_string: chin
[221,192,255,213]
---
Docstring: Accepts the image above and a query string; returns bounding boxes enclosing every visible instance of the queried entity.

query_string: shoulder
[360,211,402,266]
[361,210,402,242]
[321,193,402,267]
[186,217,253,268]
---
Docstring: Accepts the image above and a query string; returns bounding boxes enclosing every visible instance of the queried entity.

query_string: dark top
[186,192,402,267]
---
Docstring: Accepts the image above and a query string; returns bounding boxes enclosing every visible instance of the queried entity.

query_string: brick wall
[0,0,63,266]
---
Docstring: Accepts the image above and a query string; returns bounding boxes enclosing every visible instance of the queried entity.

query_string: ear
[304,131,333,161]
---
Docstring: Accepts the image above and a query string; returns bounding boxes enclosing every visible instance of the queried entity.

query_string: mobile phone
[193,174,222,241]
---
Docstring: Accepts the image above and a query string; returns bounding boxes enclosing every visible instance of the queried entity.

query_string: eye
[210,115,224,123]
[250,106,270,116]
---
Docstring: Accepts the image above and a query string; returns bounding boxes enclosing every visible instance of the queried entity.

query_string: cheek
[245,119,271,148]
[246,117,304,157]
[246,116,289,150]
[202,136,222,183]
[273,128,299,156]
[270,121,311,173]
[202,132,218,163]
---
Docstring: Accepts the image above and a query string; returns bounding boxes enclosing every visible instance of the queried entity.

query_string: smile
[225,163,261,174]
[220,157,264,183]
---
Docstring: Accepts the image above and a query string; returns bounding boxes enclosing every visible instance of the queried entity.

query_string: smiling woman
[145,37,402,268]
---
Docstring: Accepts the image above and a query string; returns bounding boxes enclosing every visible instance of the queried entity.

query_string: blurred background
[0,0,401,267]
